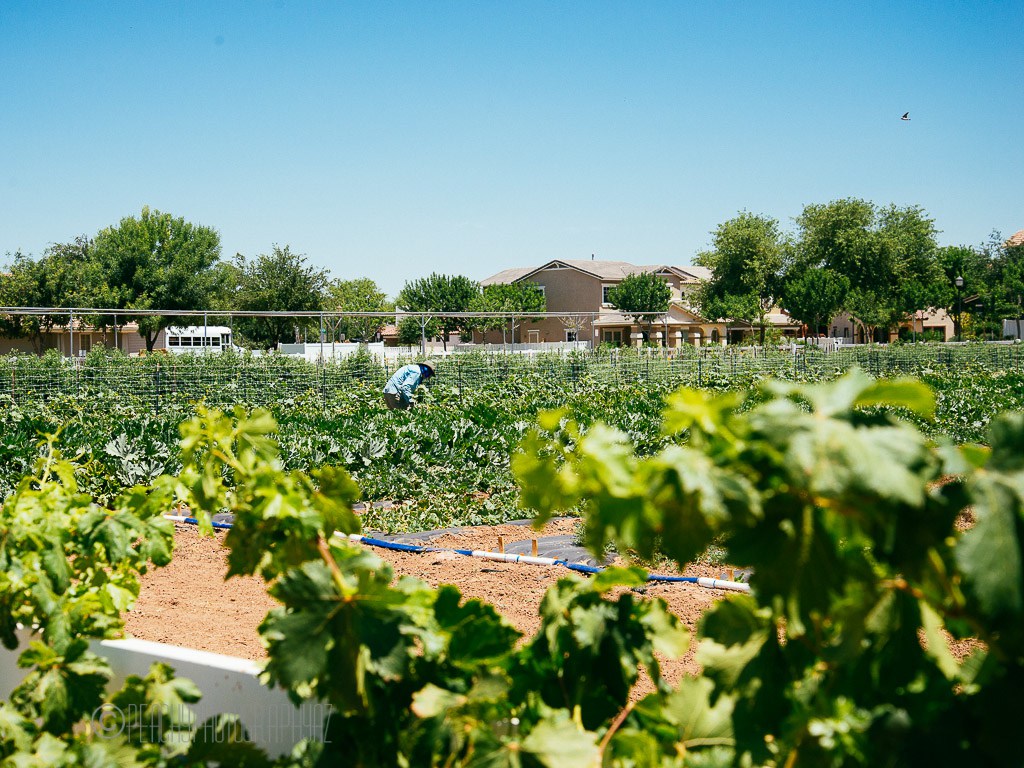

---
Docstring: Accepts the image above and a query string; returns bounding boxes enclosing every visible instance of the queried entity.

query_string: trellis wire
[0,343,1021,410]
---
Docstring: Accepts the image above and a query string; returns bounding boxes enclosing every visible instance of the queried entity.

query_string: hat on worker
[419,361,435,377]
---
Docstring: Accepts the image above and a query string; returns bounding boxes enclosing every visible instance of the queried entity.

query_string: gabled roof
[646,264,713,282]
[675,265,713,281]
[481,259,713,285]
[480,267,534,286]
[523,259,648,282]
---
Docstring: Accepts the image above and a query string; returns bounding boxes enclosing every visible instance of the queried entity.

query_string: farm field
[127,519,723,691]
[4,353,1024,766]
[1,344,1023,532]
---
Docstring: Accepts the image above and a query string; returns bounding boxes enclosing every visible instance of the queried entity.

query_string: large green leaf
[520,716,599,768]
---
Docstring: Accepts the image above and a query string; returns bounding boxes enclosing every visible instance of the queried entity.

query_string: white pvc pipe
[204,529,754,592]
[697,577,751,593]
[468,550,560,567]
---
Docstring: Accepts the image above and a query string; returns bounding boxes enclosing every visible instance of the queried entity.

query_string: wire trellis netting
[1,342,1021,411]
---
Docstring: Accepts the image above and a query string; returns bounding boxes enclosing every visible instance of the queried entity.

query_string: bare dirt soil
[125,520,731,687]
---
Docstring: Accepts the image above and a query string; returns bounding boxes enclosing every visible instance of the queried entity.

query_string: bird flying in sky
[901,112,910,120]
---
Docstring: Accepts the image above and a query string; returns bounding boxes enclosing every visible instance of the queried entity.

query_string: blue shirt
[383,364,426,403]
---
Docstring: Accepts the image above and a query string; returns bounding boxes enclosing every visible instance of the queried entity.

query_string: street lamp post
[954,276,963,341]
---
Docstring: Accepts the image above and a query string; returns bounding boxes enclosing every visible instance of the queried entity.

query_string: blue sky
[2,1,1021,298]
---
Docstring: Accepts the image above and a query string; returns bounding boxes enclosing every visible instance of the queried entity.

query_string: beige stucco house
[829,308,955,343]
[478,259,728,348]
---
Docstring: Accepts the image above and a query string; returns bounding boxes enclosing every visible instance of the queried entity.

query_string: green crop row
[2,347,1024,531]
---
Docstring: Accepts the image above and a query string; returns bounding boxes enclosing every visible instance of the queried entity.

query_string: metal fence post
[154,363,161,415]
[321,363,327,411]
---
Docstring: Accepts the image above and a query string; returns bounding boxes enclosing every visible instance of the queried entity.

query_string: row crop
[2,352,1023,532]
[1,342,1023,410]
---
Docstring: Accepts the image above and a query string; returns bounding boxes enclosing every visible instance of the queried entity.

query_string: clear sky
[2,1,1021,298]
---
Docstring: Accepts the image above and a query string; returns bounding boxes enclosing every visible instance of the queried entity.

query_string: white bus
[164,325,234,353]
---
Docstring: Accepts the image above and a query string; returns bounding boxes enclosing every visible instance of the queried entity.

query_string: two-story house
[478,258,729,348]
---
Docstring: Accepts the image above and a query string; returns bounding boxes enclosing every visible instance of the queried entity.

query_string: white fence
[278,340,385,363]
[0,632,327,757]
[278,339,593,362]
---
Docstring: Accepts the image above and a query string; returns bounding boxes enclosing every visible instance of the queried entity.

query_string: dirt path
[125,520,733,686]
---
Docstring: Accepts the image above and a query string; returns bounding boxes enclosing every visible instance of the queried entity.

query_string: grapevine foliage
[515,368,1024,766]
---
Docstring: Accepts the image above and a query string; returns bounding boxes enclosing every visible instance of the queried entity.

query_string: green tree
[397,273,479,351]
[793,199,941,341]
[0,238,111,352]
[878,203,945,327]
[936,244,990,340]
[0,252,43,344]
[326,278,394,342]
[781,266,850,337]
[468,281,546,343]
[986,232,1024,340]
[396,314,440,347]
[605,271,671,345]
[696,212,787,345]
[231,246,329,348]
[90,207,223,351]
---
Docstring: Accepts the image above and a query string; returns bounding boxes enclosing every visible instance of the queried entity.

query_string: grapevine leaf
[919,602,961,680]
[432,585,521,667]
[854,378,936,419]
[410,684,465,719]
[591,566,647,592]
[520,716,599,768]
[663,388,742,437]
[986,411,1024,472]
[666,676,735,751]
[957,475,1024,623]
[187,714,273,767]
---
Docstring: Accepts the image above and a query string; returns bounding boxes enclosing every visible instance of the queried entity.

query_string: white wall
[1,632,327,757]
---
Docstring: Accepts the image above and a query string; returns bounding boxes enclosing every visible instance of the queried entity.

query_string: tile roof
[1007,229,1024,248]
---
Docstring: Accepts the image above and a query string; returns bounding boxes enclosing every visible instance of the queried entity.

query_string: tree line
[0,207,544,351]
[3,201,1020,352]
[696,199,1024,343]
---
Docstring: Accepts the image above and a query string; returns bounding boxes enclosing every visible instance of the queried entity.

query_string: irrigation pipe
[163,515,751,593]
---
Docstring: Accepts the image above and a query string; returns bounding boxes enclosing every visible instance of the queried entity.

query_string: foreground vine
[2,369,1023,766]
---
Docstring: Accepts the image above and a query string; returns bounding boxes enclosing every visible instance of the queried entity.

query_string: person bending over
[383,361,434,410]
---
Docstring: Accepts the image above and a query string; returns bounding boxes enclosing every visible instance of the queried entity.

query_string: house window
[711,329,720,343]
[168,336,180,347]
[602,284,616,306]
[565,330,577,342]
[602,330,623,346]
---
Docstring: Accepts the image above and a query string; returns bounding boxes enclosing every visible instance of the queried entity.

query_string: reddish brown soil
[125,520,728,687]
[126,520,980,698]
